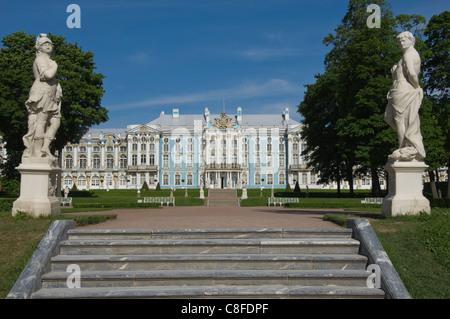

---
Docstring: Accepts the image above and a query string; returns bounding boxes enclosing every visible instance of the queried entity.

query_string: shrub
[141,181,149,191]
[156,182,161,191]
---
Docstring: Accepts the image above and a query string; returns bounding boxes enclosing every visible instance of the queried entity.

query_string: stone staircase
[207,189,240,207]
[30,228,385,299]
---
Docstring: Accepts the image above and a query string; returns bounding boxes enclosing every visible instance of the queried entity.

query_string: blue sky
[1,0,448,128]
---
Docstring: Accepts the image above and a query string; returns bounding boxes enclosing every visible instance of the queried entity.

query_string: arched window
[65,155,73,169]
[79,155,87,169]
[64,176,73,187]
[91,175,100,187]
[92,155,100,168]
[77,176,86,187]
[119,155,127,168]
[106,155,114,169]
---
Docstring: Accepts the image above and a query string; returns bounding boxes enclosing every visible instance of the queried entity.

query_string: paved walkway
[64,206,357,230]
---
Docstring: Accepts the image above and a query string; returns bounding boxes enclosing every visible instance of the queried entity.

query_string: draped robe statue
[384,31,426,162]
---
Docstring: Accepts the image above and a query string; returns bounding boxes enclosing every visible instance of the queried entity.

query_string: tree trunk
[371,167,382,197]
[429,170,439,199]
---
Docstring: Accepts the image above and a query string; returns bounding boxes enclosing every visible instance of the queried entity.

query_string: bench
[360,197,383,204]
[268,197,299,206]
[143,197,175,206]
[60,197,72,206]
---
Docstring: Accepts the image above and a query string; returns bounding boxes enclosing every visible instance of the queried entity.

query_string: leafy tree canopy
[0,31,108,179]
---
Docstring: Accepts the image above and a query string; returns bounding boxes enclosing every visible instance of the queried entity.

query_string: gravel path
[65,206,350,230]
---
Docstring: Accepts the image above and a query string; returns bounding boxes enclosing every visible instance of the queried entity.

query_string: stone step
[31,285,385,299]
[40,269,373,288]
[207,198,240,206]
[50,253,368,272]
[67,228,353,240]
[208,189,237,198]
[58,238,361,255]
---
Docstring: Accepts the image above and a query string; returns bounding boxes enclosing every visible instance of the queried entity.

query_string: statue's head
[35,33,53,55]
[396,31,415,51]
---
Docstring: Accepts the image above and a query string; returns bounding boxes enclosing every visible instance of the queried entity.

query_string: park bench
[60,197,72,206]
[143,197,175,206]
[360,197,383,204]
[268,197,299,206]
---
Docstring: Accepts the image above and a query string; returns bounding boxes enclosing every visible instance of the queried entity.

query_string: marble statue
[384,31,425,162]
[23,33,62,159]
[381,31,431,216]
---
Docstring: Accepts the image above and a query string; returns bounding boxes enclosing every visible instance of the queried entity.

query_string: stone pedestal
[12,157,61,218]
[382,160,430,216]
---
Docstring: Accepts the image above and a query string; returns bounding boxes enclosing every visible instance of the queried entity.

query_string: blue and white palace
[60,107,324,190]
[59,107,382,190]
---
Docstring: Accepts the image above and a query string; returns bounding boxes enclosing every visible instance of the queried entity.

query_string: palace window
[279,172,285,185]
[65,155,73,169]
[79,146,87,152]
[120,146,127,152]
[163,174,169,186]
[106,146,113,152]
[255,173,261,185]
[141,144,146,151]
[175,174,181,186]
[187,174,193,186]
[132,143,138,151]
[279,154,285,167]
[106,155,114,169]
[149,143,155,152]
[93,155,100,168]
[267,174,273,185]
[132,154,138,166]
[64,176,73,187]
[293,154,299,165]
[79,155,87,169]
[149,154,155,166]
[141,154,147,165]
[66,146,73,152]
[119,175,127,186]
[119,155,127,168]
[77,176,86,187]
[93,146,100,152]
[163,154,169,167]
[267,155,273,168]
[91,176,100,187]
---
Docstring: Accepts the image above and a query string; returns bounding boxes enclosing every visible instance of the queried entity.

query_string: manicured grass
[324,208,450,299]
[0,207,117,298]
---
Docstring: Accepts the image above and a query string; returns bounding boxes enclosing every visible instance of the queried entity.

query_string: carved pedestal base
[382,160,430,217]
[12,157,61,218]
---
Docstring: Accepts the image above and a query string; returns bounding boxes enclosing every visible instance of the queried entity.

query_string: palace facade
[60,107,385,190]
[61,107,319,190]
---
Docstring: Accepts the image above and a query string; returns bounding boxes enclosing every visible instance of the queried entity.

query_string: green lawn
[0,189,449,299]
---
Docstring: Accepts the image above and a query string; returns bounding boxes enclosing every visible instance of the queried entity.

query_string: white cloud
[109,78,301,110]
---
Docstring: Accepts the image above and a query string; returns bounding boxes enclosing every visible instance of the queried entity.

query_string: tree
[299,0,399,196]
[0,31,108,179]
[422,11,450,198]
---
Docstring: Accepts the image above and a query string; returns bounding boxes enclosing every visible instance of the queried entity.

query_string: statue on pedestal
[384,31,425,162]
[382,31,430,216]
[23,33,62,159]
[12,33,62,218]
